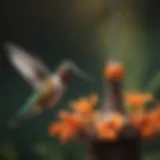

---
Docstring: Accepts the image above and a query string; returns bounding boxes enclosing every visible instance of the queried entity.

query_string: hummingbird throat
[59,71,74,84]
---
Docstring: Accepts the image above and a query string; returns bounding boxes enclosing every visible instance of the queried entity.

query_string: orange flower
[88,93,99,106]
[50,117,83,142]
[48,122,62,136]
[104,63,125,81]
[96,122,117,141]
[58,111,83,129]
[49,92,160,143]
[96,113,124,141]
[124,92,153,110]
[129,114,144,128]
[72,99,93,117]
[131,112,157,133]
[59,123,77,142]
[68,94,98,126]
[145,112,157,127]
[109,113,125,129]
[141,126,157,139]
[48,110,85,142]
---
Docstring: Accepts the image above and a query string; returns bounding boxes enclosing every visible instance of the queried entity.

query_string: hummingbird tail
[7,110,36,128]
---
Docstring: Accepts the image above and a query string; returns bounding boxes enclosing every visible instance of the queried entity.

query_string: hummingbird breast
[36,76,64,110]
[37,91,56,109]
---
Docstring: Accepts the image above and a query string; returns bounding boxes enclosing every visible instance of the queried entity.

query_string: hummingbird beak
[74,66,93,83]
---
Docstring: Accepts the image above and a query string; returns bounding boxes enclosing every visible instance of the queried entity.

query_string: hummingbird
[5,43,92,127]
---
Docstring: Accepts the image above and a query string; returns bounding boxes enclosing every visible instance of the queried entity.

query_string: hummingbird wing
[5,43,50,91]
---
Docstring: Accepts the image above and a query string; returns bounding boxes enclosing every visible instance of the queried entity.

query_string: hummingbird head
[57,60,93,84]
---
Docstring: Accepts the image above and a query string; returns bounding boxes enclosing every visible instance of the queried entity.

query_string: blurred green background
[0,0,160,159]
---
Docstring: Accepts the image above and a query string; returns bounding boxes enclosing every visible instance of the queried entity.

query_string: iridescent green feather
[17,92,41,116]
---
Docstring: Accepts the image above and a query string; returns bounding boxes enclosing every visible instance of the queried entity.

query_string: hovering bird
[5,43,92,127]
